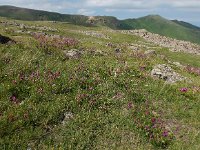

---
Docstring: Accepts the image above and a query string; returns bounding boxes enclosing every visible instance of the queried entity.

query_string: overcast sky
[0,0,199,26]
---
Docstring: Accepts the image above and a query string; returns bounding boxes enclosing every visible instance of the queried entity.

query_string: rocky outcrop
[121,29,200,55]
[0,21,58,32]
[151,64,186,83]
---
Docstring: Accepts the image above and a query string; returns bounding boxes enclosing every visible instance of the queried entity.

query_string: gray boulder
[151,64,186,83]
[62,112,73,125]
[64,49,82,59]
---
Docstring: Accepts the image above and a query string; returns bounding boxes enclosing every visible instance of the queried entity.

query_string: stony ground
[0,17,200,149]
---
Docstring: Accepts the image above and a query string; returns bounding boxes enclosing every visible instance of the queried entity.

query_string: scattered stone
[151,64,186,83]
[106,42,114,47]
[157,54,167,60]
[121,29,200,55]
[0,21,58,32]
[94,50,104,56]
[129,46,140,51]
[20,24,26,29]
[172,62,184,69]
[144,50,156,56]
[115,48,121,53]
[78,30,111,39]
[62,112,73,125]
[64,49,82,59]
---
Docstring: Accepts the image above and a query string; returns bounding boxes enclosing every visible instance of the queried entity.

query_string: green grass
[157,48,200,67]
[0,17,200,149]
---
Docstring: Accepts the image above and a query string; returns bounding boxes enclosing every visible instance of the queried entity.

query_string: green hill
[0,6,200,44]
[119,15,200,44]
[172,20,200,30]
[0,5,89,25]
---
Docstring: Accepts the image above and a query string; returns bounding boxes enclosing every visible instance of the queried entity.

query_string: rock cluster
[151,64,186,83]
[121,29,200,55]
[0,21,20,26]
[1,21,58,32]
[86,16,107,24]
[79,31,111,39]
[21,24,58,32]
[128,41,160,51]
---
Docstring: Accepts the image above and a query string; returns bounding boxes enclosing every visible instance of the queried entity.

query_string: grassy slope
[0,18,200,149]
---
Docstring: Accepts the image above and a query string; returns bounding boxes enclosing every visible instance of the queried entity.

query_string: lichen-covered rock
[62,112,73,125]
[151,64,186,83]
[63,49,82,59]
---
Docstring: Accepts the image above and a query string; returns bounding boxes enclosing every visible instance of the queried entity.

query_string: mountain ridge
[0,5,200,44]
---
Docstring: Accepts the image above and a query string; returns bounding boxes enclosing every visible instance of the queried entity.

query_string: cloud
[1,0,200,11]
[0,0,80,12]
[83,0,200,9]
[77,9,95,15]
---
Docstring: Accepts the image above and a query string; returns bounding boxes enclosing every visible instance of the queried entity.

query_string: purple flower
[10,95,19,104]
[151,117,156,124]
[180,87,188,92]
[127,102,133,109]
[162,130,169,137]
[10,95,16,101]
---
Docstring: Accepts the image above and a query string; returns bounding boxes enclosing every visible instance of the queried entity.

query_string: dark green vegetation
[0,17,200,149]
[0,5,89,25]
[172,20,200,31]
[0,5,200,44]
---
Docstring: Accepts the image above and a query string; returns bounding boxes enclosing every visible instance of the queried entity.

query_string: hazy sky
[0,0,199,26]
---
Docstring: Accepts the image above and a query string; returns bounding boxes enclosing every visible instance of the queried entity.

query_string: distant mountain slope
[119,15,200,44]
[0,5,89,25]
[172,20,200,30]
[0,5,200,44]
